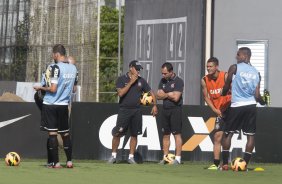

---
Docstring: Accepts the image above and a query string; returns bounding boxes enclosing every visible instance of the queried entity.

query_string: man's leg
[221,133,233,166]
[174,134,182,164]
[158,134,170,164]
[47,138,52,165]
[243,105,257,165]
[213,131,223,167]
[112,135,120,155]
[42,105,61,168]
[48,132,60,167]
[174,134,182,156]
[163,134,170,156]
[170,107,182,164]
[127,136,138,164]
[41,105,52,165]
[127,109,142,164]
[129,136,137,155]
[109,108,132,163]
[107,135,121,164]
[61,133,73,168]
[244,135,255,164]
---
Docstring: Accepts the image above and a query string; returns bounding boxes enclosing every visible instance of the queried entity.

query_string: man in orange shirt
[201,57,231,170]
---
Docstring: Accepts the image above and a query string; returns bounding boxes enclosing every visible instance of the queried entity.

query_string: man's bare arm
[222,64,236,96]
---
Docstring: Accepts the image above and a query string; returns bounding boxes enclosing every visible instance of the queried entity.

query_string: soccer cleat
[50,162,63,169]
[46,162,54,168]
[221,164,229,171]
[127,157,137,164]
[171,159,180,165]
[208,164,219,170]
[107,156,116,164]
[158,159,166,165]
[53,163,63,168]
[66,161,73,168]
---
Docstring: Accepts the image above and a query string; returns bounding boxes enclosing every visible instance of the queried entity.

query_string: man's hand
[33,86,42,91]
[151,105,158,117]
[257,97,266,105]
[129,73,138,85]
[214,109,222,117]
[156,90,168,100]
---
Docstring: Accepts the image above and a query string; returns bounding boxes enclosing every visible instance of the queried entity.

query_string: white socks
[175,156,181,163]
[112,152,117,158]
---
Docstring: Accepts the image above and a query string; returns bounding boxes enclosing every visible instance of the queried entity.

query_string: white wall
[16,82,81,102]
[213,0,282,107]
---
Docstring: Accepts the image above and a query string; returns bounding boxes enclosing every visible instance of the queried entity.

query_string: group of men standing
[108,46,264,170]
[34,44,264,170]
[201,47,264,170]
[108,61,184,165]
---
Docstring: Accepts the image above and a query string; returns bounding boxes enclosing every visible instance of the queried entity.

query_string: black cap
[129,60,143,71]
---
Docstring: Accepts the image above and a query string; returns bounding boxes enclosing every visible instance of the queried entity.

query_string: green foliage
[0,14,29,81]
[99,6,124,103]
[11,14,29,81]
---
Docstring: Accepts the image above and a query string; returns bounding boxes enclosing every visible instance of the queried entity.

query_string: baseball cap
[129,60,143,71]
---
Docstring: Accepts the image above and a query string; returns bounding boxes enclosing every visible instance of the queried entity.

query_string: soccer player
[221,47,264,170]
[67,56,76,65]
[157,62,184,165]
[34,44,78,168]
[201,57,231,170]
[34,59,56,166]
[107,60,158,164]
[66,56,78,106]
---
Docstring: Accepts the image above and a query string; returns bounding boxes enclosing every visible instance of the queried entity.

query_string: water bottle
[263,89,270,106]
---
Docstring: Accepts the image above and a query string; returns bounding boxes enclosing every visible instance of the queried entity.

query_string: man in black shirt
[108,60,158,164]
[157,62,184,165]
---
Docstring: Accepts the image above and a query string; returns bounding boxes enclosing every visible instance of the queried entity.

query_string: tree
[0,13,29,81]
[99,6,124,102]
[12,14,29,81]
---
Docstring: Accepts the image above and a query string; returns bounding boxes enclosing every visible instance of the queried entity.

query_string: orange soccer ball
[140,92,153,106]
[5,152,21,166]
[231,157,247,171]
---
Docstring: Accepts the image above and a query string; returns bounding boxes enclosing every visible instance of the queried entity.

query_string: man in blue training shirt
[221,47,265,170]
[34,44,78,168]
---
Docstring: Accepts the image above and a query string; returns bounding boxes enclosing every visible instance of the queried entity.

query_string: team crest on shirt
[138,82,142,87]
[171,83,175,88]
[215,122,220,130]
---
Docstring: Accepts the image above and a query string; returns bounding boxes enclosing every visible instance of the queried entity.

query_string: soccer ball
[5,152,21,166]
[164,153,176,164]
[231,157,247,171]
[140,92,153,106]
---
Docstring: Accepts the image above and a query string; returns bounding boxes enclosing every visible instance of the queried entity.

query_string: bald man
[67,56,76,65]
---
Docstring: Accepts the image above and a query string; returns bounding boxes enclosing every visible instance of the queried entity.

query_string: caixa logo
[99,115,254,152]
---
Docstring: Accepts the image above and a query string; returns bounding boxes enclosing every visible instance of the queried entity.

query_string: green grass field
[0,160,281,184]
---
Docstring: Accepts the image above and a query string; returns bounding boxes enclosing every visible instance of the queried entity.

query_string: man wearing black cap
[108,60,158,164]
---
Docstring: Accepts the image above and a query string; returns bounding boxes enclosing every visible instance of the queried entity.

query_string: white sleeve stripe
[51,78,58,84]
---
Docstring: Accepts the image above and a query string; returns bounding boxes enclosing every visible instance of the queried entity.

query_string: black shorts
[224,104,257,135]
[113,108,142,137]
[161,107,182,135]
[214,108,229,132]
[214,116,224,131]
[41,104,70,133]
